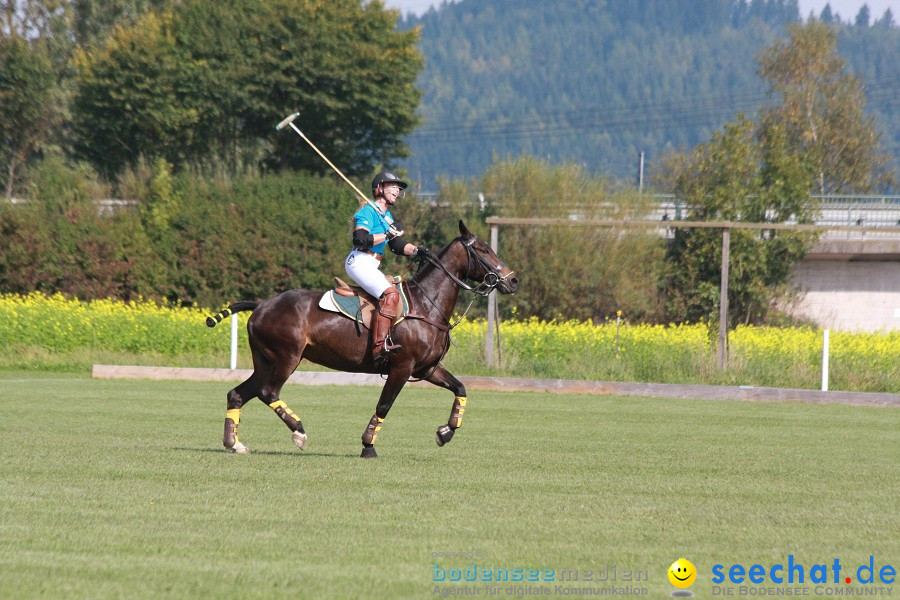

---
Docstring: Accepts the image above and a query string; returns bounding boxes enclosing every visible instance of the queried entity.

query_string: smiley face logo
[668,558,696,588]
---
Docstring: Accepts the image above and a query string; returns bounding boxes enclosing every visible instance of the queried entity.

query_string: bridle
[405,236,515,333]
[423,236,515,297]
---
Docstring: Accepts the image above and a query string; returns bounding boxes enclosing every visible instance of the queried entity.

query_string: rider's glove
[386,222,404,240]
[416,246,430,257]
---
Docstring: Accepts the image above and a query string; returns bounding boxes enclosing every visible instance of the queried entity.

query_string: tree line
[400,0,899,190]
[1,0,422,197]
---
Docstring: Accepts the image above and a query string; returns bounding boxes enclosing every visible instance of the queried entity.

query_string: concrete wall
[791,259,900,331]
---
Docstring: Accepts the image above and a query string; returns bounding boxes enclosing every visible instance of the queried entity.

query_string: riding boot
[372,288,401,365]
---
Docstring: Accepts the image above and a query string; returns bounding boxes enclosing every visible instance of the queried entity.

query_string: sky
[382,0,896,22]
[796,0,896,21]
[380,0,454,16]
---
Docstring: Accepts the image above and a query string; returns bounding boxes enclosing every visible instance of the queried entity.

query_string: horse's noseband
[462,237,514,296]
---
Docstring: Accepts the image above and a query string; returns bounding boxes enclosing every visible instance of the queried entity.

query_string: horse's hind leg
[268,398,308,450]
[423,364,467,447]
[259,363,308,450]
[224,375,261,454]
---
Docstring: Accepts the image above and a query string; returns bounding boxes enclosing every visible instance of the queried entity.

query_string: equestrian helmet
[372,171,408,196]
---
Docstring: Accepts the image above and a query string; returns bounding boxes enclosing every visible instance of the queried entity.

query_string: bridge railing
[568,193,900,239]
[814,195,900,238]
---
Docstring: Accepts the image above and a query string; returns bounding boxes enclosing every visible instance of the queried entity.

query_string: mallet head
[276,112,300,131]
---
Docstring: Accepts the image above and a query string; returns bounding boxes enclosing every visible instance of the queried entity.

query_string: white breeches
[345,250,391,299]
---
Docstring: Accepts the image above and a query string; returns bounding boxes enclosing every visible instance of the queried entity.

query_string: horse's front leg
[224,377,261,454]
[361,365,413,458]
[423,364,467,447]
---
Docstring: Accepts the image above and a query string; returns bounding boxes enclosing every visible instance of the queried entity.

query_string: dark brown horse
[206,221,518,458]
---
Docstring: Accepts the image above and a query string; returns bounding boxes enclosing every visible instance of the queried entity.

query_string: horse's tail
[206,301,259,328]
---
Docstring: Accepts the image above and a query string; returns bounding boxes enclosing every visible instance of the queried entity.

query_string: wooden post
[717,227,730,370]
[486,223,499,367]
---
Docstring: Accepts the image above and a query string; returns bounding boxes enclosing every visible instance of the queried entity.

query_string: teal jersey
[353,204,394,254]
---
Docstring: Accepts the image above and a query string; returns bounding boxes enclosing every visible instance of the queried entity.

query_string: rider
[345,170,428,365]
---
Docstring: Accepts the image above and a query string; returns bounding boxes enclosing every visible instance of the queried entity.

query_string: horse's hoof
[360,446,378,459]
[228,442,250,454]
[435,424,454,447]
[292,430,308,450]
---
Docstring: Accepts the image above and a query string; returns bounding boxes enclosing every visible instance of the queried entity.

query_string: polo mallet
[276,113,383,213]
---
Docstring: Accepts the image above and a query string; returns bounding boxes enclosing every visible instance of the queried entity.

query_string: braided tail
[206,301,259,327]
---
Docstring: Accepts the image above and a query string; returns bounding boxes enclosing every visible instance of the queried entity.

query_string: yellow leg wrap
[362,414,384,445]
[226,408,241,425]
[268,400,300,422]
[268,399,303,433]
[449,396,467,429]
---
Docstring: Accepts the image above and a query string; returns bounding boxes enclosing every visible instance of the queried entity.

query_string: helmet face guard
[372,171,408,199]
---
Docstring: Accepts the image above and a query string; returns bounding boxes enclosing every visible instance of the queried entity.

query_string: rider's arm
[387,236,419,256]
[353,227,388,248]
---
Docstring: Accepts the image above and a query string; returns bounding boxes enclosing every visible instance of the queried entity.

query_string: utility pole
[637,152,645,194]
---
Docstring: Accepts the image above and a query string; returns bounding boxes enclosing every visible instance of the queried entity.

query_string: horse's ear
[459,220,473,238]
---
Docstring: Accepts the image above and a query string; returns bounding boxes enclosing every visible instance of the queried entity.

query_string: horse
[205,221,518,458]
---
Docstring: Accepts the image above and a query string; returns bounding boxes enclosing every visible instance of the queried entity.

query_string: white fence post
[230,313,239,370]
[821,329,830,392]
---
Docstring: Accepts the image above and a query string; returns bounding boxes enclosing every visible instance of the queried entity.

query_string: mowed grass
[1,372,897,599]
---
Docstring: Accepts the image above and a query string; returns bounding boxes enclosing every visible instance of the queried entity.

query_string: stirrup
[377,333,401,354]
[373,340,401,367]
[374,343,401,359]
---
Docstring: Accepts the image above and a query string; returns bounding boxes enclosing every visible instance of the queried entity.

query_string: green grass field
[1,371,897,599]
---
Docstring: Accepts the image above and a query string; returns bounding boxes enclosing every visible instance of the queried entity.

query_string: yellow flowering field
[447,317,713,382]
[730,325,900,392]
[446,318,899,393]
[0,292,246,362]
[1,293,897,392]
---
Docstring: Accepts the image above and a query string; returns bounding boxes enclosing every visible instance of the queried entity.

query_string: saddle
[317,276,410,329]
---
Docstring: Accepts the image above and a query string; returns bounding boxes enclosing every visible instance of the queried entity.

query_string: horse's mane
[408,235,469,286]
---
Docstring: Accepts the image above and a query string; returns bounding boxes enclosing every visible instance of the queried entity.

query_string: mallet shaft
[277,113,388,216]
[287,121,380,210]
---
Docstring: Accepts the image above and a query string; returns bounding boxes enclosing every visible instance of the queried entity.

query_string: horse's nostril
[508,277,519,291]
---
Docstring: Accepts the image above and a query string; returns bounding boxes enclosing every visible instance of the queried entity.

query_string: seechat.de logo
[711,555,896,586]
[669,558,697,597]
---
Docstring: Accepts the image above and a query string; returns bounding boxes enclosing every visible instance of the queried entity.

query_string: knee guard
[378,288,401,319]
